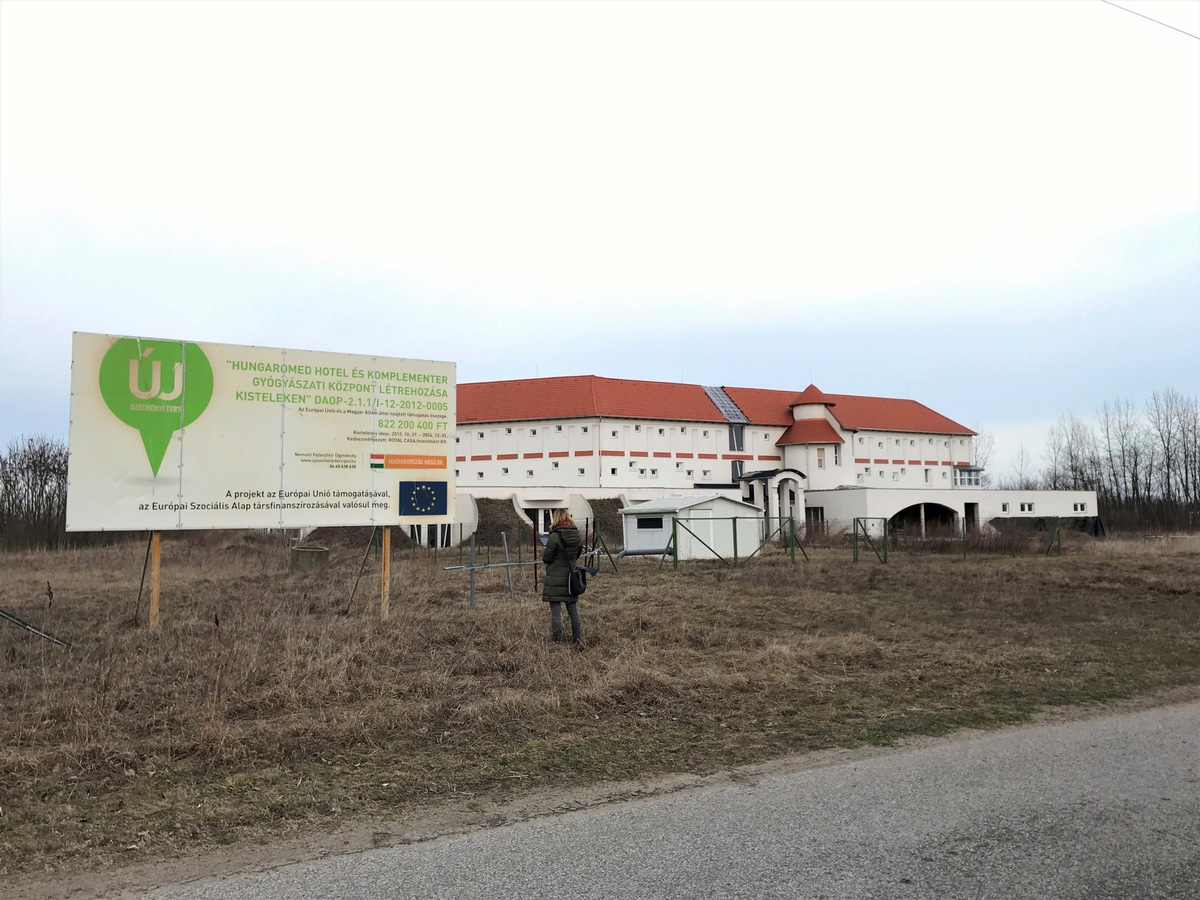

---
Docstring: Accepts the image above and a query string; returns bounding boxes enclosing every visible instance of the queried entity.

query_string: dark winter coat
[541,524,582,603]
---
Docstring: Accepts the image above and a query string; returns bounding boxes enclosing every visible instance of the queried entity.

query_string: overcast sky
[2,0,1197,480]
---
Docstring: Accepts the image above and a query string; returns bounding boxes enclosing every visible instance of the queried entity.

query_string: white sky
[2,0,1198,480]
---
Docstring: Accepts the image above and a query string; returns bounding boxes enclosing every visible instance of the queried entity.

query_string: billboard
[67,333,456,531]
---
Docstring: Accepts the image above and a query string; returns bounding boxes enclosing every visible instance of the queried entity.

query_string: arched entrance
[889,502,957,537]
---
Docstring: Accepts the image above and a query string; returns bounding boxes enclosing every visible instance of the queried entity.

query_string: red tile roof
[457,376,727,425]
[789,384,836,407]
[459,377,975,436]
[777,418,845,445]
[723,385,974,436]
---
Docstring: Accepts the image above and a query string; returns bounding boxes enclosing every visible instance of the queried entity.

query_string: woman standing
[542,508,583,644]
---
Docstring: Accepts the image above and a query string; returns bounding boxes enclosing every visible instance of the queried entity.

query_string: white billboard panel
[67,333,456,531]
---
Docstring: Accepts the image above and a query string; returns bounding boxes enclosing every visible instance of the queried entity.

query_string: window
[611,430,618,438]
[639,468,646,477]
[455,436,461,444]
[924,469,931,483]
[900,467,906,474]
[610,468,618,476]
[878,441,884,449]
[676,461,683,469]
[578,468,585,476]
[702,469,711,477]
[477,472,484,479]
[703,430,709,438]
[959,440,965,446]
[681,427,687,433]
[581,426,589,434]
[501,467,509,475]
[910,439,916,446]
[635,425,642,432]
[1020,502,1035,513]
[942,471,948,479]
[816,448,825,469]
[657,428,665,436]
[650,468,658,476]
[455,469,460,477]
[530,428,538,436]
[954,469,982,487]
[686,469,693,478]
[1001,503,1010,513]
[944,441,950,447]
[477,432,484,439]
[636,517,664,530]
[504,427,512,434]
[833,445,841,465]
[731,460,744,480]
[879,470,885,478]
[865,467,872,476]
[556,425,563,432]
[1074,502,1087,512]
[858,437,864,444]
[895,439,901,445]
[552,461,559,469]
[892,473,899,481]
[526,470,534,477]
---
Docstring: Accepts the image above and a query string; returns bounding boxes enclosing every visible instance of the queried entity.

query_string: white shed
[619,494,764,561]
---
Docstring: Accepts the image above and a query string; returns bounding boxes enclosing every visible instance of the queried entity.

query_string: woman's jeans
[549,601,582,643]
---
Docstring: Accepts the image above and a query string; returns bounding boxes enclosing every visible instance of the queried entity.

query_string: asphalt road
[147,700,1199,900]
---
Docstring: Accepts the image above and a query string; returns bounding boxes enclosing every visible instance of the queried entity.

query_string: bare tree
[0,435,69,550]
[973,428,996,487]
[1005,444,1039,490]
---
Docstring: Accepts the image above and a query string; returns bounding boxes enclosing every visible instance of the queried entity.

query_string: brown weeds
[0,534,1197,878]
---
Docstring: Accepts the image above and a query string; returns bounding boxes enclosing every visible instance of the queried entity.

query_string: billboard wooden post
[149,531,161,630]
[381,526,391,620]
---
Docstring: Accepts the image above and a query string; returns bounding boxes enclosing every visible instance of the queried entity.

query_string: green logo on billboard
[98,338,214,477]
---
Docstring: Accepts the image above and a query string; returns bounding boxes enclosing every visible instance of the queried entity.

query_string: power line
[1100,0,1200,40]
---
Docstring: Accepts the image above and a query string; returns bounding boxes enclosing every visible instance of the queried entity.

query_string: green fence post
[672,517,679,571]
[732,517,738,564]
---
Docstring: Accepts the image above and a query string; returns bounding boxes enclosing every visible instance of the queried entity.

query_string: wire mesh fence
[370,510,1081,578]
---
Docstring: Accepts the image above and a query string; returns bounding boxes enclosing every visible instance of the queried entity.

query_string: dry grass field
[1,531,1198,883]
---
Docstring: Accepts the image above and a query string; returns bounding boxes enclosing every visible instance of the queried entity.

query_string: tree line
[996,388,1199,532]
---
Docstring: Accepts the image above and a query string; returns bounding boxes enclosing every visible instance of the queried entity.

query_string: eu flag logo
[398,481,448,517]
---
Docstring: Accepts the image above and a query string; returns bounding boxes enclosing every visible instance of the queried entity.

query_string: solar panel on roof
[703,386,749,424]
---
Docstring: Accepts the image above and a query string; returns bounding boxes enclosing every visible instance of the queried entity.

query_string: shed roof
[618,494,761,515]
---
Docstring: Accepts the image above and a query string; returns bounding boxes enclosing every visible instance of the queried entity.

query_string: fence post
[732,517,738,564]
[672,517,679,571]
[502,532,514,599]
[469,533,477,609]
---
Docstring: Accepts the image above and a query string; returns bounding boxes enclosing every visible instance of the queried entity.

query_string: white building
[452,376,1098,539]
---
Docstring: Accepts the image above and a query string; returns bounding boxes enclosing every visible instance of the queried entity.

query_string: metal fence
[637,516,803,567]
[373,511,1074,579]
